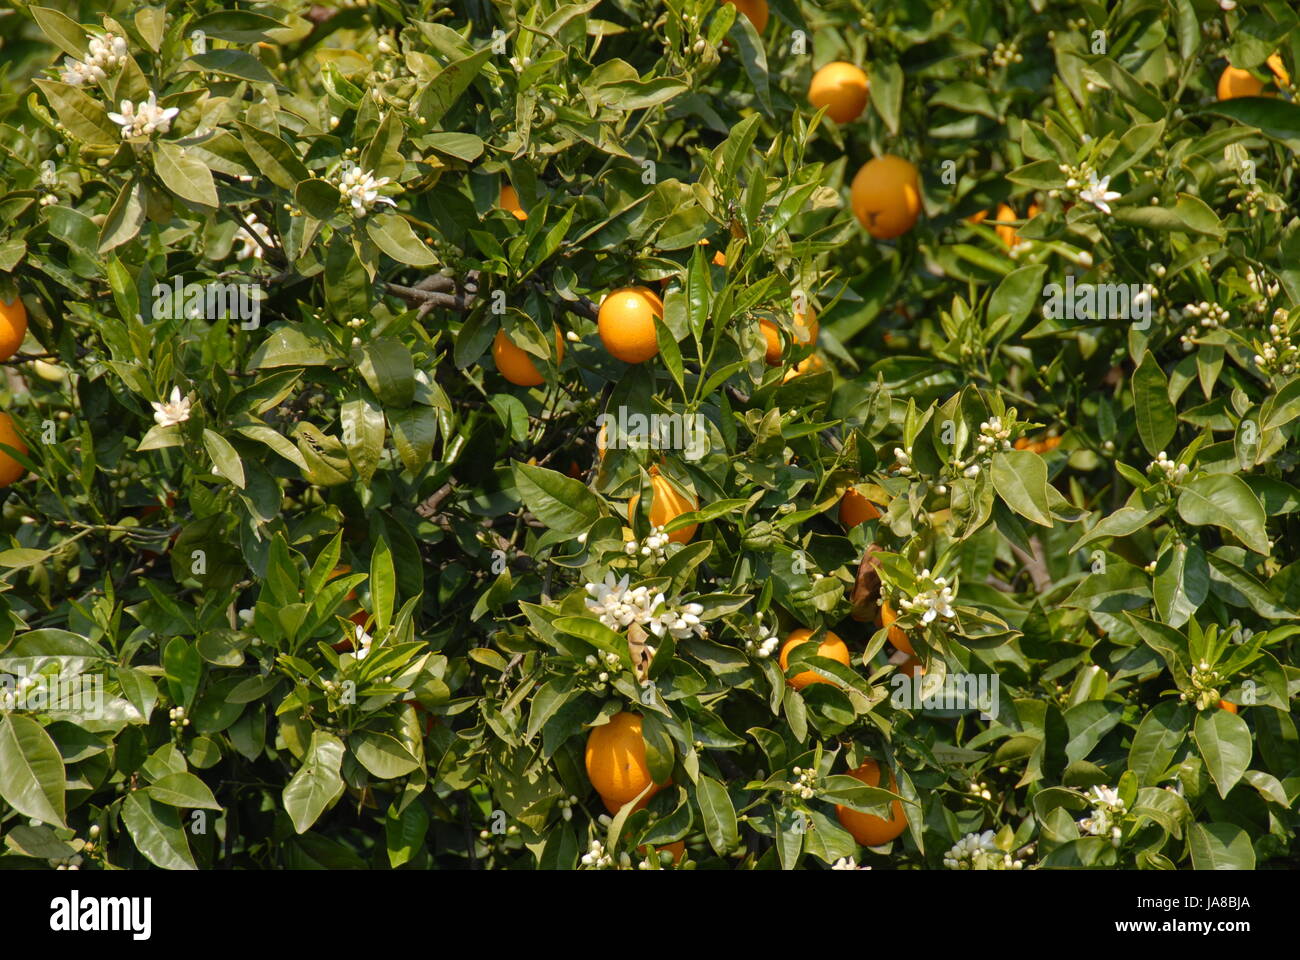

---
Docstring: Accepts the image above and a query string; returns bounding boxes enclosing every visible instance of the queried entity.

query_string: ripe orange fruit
[1267,52,1290,87]
[724,0,768,33]
[850,156,921,239]
[879,598,912,655]
[585,712,670,808]
[1014,434,1061,454]
[697,238,728,267]
[1217,65,1264,100]
[758,305,818,365]
[326,564,359,602]
[993,203,1023,249]
[897,655,924,679]
[964,209,989,225]
[628,466,699,544]
[836,759,908,846]
[808,62,870,124]
[839,488,881,529]
[0,413,26,487]
[779,627,850,690]
[0,298,28,362]
[492,327,565,386]
[782,353,824,382]
[598,286,663,364]
[499,184,527,221]
[1219,699,1238,714]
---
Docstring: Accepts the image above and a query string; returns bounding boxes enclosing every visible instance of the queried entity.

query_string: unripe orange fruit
[598,286,663,364]
[0,298,28,362]
[758,305,818,365]
[850,156,921,239]
[836,759,908,846]
[779,627,850,690]
[585,712,670,808]
[724,0,768,33]
[879,598,912,655]
[492,327,565,386]
[0,413,26,487]
[808,62,870,123]
[639,839,686,864]
[628,466,699,544]
[839,488,881,529]
[499,184,527,221]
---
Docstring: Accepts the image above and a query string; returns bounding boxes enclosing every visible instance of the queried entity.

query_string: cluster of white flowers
[579,839,614,869]
[555,794,579,822]
[1174,300,1229,351]
[108,91,179,139]
[1182,658,1227,711]
[624,526,671,563]
[168,705,189,729]
[59,32,128,85]
[897,569,957,626]
[1147,451,1188,484]
[583,573,707,641]
[973,416,1013,458]
[790,766,817,800]
[52,854,85,871]
[232,213,274,261]
[0,675,37,711]
[580,651,625,690]
[150,386,192,428]
[337,165,396,217]
[1079,785,1127,846]
[942,830,1026,870]
[990,40,1022,68]
[745,630,780,659]
[831,856,869,870]
[892,446,913,476]
[1252,314,1298,376]
[1245,268,1279,308]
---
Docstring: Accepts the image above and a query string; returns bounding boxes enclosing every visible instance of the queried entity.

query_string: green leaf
[0,714,66,827]
[122,791,196,869]
[416,44,494,126]
[511,461,603,533]
[29,6,89,59]
[1187,822,1255,870]
[153,142,219,208]
[1131,351,1176,457]
[236,121,310,191]
[162,636,202,708]
[695,775,738,856]
[203,428,246,489]
[1128,701,1190,786]
[351,730,420,779]
[1193,708,1252,798]
[147,771,222,810]
[33,80,119,145]
[356,339,415,408]
[728,16,771,115]
[283,731,346,834]
[370,537,395,631]
[990,450,1052,526]
[1152,541,1209,628]
[367,213,439,267]
[1176,474,1270,555]
[987,264,1048,344]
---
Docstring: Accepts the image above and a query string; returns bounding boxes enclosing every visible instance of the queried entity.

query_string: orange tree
[0,0,1297,870]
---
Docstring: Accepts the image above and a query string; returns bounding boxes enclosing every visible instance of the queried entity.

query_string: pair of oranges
[584,712,686,863]
[0,298,29,487]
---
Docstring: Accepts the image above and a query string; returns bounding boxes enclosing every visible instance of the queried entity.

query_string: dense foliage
[0,0,1297,871]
